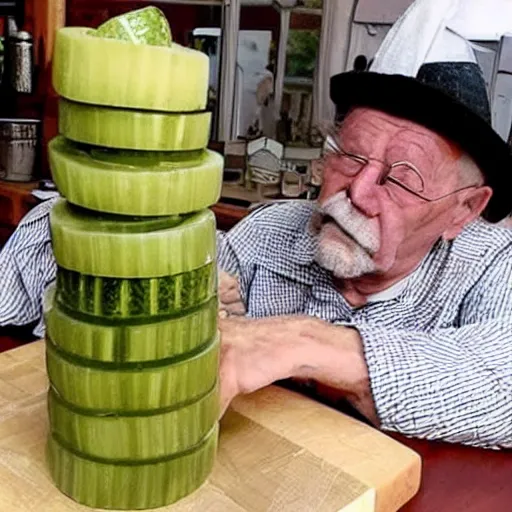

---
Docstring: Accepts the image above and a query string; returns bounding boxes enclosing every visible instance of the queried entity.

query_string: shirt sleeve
[356,245,512,449]
[216,209,269,302]
[0,199,58,337]
[216,229,241,276]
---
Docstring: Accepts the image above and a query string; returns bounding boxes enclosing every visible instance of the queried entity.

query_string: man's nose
[347,162,383,217]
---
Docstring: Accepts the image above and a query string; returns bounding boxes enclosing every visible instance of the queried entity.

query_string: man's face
[313,108,470,281]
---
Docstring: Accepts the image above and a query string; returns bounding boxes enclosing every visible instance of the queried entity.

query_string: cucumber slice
[50,199,216,278]
[49,137,223,216]
[94,7,172,47]
[48,383,218,460]
[59,98,212,151]
[47,424,218,510]
[55,264,216,323]
[87,146,205,167]
[46,334,220,411]
[53,27,209,112]
[45,292,218,363]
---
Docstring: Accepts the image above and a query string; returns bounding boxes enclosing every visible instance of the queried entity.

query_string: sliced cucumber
[46,334,220,411]
[55,264,216,323]
[87,146,206,167]
[48,383,218,460]
[49,137,223,216]
[47,423,218,510]
[44,291,218,363]
[94,6,172,47]
[59,98,211,151]
[50,199,216,278]
[53,27,209,112]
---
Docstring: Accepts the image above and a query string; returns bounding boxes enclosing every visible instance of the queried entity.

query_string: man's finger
[222,301,246,316]
[220,287,243,304]
[218,271,239,291]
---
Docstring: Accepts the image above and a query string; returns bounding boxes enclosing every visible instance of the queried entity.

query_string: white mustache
[316,191,380,254]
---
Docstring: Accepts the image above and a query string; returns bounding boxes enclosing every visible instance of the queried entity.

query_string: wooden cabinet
[17,0,65,179]
[0,181,38,247]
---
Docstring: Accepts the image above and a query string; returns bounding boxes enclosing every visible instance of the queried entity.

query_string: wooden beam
[33,0,66,75]
[32,0,66,178]
[218,0,240,141]
[274,8,290,117]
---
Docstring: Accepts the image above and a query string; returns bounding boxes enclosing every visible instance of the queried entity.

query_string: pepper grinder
[8,30,34,94]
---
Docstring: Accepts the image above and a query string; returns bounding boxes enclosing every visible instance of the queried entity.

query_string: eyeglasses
[322,134,479,203]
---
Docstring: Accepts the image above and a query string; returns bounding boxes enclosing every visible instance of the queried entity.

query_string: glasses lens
[341,154,366,176]
[387,163,425,193]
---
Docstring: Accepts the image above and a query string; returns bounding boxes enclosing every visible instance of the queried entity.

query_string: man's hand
[218,315,378,424]
[218,316,307,415]
[218,270,246,318]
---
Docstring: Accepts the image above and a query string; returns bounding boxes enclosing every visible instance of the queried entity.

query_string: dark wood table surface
[396,434,512,511]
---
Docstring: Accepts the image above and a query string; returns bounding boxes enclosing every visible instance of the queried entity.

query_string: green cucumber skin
[53,27,209,112]
[49,139,224,217]
[55,264,216,321]
[94,7,173,47]
[59,98,211,151]
[45,296,218,363]
[50,199,217,279]
[48,384,219,460]
[47,424,218,510]
[46,336,220,411]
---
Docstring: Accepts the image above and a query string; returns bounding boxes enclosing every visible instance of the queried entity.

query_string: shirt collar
[366,274,412,303]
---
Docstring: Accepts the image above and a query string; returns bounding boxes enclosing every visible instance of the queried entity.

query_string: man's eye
[350,155,367,165]
[388,164,424,192]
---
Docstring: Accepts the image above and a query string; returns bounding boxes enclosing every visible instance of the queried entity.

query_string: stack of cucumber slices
[45,7,223,510]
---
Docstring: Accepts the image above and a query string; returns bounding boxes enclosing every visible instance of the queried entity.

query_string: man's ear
[442,186,493,240]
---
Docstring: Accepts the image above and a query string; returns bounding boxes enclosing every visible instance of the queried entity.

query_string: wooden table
[1,342,511,512]
[0,341,422,512]
[2,342,511,512]
[396,435,512,511]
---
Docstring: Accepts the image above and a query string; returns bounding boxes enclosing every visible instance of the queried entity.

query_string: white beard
[310,191,381,279]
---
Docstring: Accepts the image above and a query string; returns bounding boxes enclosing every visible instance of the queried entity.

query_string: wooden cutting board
[0,341,421,512]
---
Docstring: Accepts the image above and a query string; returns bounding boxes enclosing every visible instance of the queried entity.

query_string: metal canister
[0,119,40,182]
[8,31,34,93]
